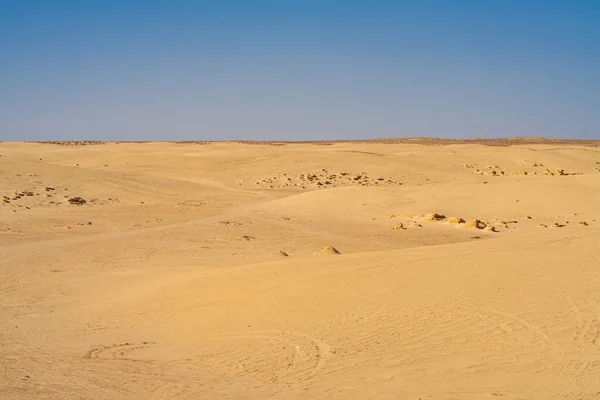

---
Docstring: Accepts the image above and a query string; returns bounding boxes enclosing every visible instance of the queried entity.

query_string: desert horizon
[23,137,600,146]
[2,140,600,399]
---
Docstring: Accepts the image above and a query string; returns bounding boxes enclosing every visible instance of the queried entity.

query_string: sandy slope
[1,141,600,399]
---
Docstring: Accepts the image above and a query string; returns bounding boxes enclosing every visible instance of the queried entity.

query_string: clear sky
[1,0,599,141]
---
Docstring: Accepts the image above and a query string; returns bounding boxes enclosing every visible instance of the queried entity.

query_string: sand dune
[1,141,600,399]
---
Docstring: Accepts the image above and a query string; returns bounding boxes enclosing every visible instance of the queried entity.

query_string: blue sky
[1,0,599,141]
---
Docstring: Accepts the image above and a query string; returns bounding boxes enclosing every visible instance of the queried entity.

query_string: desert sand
[1,140,600,399]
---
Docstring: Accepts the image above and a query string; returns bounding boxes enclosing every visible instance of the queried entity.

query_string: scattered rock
[278,251,289,257]
[541,169,567,176]
[484,226,498,232]
[485,170,500,176]
[579,221,589,226]
[463,219,487,229]
[391,223,405,230]
[448,217,465,224]
[423,213,446,221]
[248,170,401,189]
[218,221,242,226]
[67,197,87,205]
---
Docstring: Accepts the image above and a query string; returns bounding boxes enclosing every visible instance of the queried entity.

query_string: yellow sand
[1,141,600,399]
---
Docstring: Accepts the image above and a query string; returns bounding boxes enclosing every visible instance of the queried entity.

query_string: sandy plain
[1,140,600,400]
